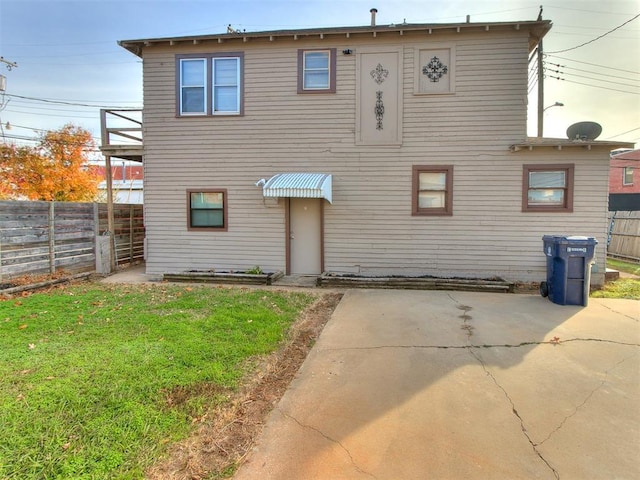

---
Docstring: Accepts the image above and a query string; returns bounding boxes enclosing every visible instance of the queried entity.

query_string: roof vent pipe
[370,8,378,27]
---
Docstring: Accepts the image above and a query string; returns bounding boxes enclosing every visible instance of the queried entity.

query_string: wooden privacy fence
[608,211,640,262]
[0,201,144,281]
[98,203,145,268]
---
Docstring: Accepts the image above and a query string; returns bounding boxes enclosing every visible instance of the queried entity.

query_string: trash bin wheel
[540,281,549,298]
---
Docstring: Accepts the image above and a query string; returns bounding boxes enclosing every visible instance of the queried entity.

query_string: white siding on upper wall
[139,28,610,285]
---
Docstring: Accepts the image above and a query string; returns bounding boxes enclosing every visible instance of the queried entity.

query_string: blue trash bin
[541,236,597,306]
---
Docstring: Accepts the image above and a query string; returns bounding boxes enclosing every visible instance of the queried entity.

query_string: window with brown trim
[522,164,574,212]
[187,189,228,231]
[412,165,453,216]
[297,49,336,94]
[176,53,244,116]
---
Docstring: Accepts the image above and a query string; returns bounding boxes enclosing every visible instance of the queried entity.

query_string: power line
[3,108,99,119]
[608,127,640,139]
[3,123,49,132]
[546,54,640,75]
[547,75,639,95]
[545,65,639,89]
[17,60,140,67]
[545,61,639,83]
[3,123,103,144]
[546,13,640,54]
[561,71,638,88]
[6,98,124,114]
[548,5,640,16]
[6,100,104,113]
[5,93,140,109]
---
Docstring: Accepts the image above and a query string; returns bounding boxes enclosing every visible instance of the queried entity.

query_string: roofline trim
[119,20,552,57]
[510,138,635,152]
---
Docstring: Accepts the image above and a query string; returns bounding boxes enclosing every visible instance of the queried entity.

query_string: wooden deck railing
[99,109,143,161]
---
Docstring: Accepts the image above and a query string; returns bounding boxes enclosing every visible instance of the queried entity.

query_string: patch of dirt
[0,271,94,299]
[145,292,343,480]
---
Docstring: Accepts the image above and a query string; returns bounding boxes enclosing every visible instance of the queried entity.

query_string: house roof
[611,149,640,161]
[510,137,635,152]
[119,19,552,58]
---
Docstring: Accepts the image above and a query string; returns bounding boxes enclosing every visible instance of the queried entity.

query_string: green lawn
[592,278,640,299]
[591,258,640,299]
[0,283,314,479]
[607,257,640,276]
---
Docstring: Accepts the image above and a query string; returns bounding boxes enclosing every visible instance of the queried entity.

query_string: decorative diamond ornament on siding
[422,56,448,82]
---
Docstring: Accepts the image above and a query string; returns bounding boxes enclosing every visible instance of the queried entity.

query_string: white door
[289,198,322,275]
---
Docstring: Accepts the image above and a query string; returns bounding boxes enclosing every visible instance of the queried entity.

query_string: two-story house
[118,15,632,286]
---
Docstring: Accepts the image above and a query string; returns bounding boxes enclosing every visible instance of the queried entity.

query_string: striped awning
[259,173,332,203]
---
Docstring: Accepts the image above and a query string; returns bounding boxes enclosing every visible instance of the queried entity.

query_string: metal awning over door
[258,173,332,203]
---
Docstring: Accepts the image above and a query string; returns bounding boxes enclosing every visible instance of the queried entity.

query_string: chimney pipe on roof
[370,8,378,27]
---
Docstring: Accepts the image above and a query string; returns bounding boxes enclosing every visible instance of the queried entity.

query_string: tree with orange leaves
[0,124,100,201]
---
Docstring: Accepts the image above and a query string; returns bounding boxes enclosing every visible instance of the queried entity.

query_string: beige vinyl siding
[140,29,609,284]
[324,151,609,283]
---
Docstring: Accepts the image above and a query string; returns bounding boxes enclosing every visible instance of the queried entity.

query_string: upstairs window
[523,164,574,212]
[177,53,244,116]
[188,190,227,231]
[180,59,206,114]
[623,166,633,185]
[412,165,453,216]
[297,49,336,93]
[213,58,240,113]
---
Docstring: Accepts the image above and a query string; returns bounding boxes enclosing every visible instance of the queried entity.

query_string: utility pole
[536,6,544,137]
[0,57,18,143]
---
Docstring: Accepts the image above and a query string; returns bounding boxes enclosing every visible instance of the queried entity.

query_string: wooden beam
[48,202,55,274]
[105,155,117,273]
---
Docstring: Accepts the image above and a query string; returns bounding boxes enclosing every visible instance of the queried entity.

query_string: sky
[0,0,638,152]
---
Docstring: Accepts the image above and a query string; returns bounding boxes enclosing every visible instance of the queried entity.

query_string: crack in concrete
[310,295,636,479]
[595,301,639,322]
[447,293,560,479]
[278,408,377,479]
[323,338,640,352]
[535,352,638,447]
[470,347,560,479]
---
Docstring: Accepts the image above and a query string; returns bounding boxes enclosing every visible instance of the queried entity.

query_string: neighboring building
[610,149,639,194]
[609,149,639,211]
[118,15,633,285]
[94,162,144,204]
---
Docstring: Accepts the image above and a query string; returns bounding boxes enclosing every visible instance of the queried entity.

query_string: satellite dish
[566,121,602,141]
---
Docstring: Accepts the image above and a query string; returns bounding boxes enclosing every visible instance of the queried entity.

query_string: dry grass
[146,292,342,480]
